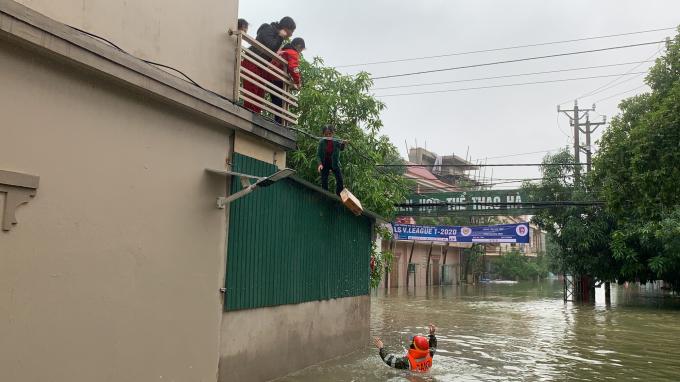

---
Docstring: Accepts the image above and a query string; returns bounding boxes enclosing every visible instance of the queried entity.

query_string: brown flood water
[276,280,680,382]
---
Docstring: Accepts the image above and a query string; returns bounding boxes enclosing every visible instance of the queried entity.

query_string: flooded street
[277,280,680,381]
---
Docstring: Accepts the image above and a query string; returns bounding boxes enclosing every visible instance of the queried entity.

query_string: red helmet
[412,335,429,351]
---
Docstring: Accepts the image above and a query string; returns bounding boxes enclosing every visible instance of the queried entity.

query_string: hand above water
[373,337,384,349]
[429,324,436,335]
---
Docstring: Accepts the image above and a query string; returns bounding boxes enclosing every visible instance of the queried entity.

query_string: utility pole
[557,100,606,303]
[583,112,607,173]
[558,101,597,181]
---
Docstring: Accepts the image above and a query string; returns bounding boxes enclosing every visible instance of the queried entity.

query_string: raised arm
[373,337,411,370]
[428,324,437,358]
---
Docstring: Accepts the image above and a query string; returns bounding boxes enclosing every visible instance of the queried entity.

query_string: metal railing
[229,30,299,126]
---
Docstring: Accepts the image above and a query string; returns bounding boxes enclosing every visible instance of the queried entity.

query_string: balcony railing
[229,30,299,126]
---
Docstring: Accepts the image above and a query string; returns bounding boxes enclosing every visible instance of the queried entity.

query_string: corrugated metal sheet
[225,153,372,311]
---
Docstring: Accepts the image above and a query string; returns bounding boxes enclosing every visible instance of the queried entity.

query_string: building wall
[0,36,231,381]
[385,241,463,287]
[234,131,287,170]
[219,295,370,382]
[15,0,239,96]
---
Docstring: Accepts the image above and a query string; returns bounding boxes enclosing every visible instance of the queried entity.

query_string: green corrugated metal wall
[224,153,372,311]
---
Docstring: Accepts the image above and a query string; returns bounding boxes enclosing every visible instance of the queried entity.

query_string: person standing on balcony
[242,17,296,114]
[237,18,249,34]
[270,38,305,124]
[316,125,347,196]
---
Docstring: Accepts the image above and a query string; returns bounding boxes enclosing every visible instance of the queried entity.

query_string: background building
[0,1,376,381]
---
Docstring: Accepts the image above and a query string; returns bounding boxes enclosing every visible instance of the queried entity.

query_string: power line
[287,127,418,194]
[582,72,648,99]
[379,163,589,168]
[370,61,653,90]
[374,72,647,98]
[336,27,675,68]
[557,114,573,143]
[485,148,565,160]
[560,49,661,105]
[593,84,650,104]
[397,201,605,207]
[370,41,662,80]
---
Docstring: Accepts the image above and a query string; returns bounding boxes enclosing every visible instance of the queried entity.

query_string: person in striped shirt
[373,324,437,372]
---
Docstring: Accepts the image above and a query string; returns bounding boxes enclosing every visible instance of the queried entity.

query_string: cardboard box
[340,188,363,216]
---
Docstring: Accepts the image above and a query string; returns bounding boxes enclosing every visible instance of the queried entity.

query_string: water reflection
[277,280,680,382]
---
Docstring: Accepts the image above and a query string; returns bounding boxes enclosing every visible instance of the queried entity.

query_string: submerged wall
[218,154,374,381]
[219,295,370,382]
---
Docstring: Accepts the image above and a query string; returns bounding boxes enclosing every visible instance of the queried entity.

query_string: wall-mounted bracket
[206,168,296,208]
[0,169,40,231]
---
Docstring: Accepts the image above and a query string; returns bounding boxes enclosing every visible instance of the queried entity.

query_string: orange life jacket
[405,348,432,372]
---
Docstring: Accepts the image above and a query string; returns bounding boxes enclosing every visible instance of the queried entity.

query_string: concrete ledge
[219,295,370,382]
[0,0,296,150]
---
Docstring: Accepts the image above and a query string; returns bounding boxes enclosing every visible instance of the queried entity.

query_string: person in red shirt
[315,125,347,196]
[271,37,305,124]
[242,17,296,114]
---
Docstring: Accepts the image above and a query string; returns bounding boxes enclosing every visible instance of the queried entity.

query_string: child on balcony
[270,37,305,124]
[316,125,347,196]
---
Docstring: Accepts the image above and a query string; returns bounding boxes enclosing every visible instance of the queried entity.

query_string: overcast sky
[239,1,680,187]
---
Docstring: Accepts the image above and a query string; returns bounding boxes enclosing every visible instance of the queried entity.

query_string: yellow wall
[234,131,287,170]
[16,0,239,97]
[0,37,229,381]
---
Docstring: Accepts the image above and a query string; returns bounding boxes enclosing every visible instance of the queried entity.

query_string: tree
[493,249,548,281]
[593,27,680,288]
[521,149,622,281]
[286,56,411,219]
[522,27,680,289]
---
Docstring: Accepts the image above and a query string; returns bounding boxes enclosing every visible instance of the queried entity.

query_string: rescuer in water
[373,324,437,372]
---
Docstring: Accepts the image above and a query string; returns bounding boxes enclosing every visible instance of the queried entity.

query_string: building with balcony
[0,2,376,381]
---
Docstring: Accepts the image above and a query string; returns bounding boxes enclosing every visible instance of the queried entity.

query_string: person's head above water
[274,16,296,39]
[410,335,429,351]
[321,124,334,138]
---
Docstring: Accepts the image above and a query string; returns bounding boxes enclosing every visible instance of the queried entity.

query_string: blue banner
[391,222,530,243]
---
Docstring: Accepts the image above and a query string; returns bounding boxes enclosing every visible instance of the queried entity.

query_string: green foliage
[522,27,680,289]
[591,27,680,289]
[370,226,395,289]
[286,56,411,219]
[521,148,622,280]
[461,244,485,278]
[493,250,549,281]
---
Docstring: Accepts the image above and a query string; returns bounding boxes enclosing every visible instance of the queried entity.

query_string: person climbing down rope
[316,125,347,196]
[373,324,437,372]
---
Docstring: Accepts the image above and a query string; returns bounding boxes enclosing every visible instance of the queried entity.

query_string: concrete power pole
[583,112,607,173]
[558,101,600,180]
[557,101,606,302]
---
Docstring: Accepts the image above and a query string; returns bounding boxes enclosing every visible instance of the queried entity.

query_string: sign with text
[397,190,531,216]
[392,222,530,243]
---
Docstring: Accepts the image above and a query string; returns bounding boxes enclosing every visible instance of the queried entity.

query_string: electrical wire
[557,114,573,143]
[559,49,661,105]
[378,163,589,167]
[374,72,647,98]
[370,40,663,80]
[485,148,565,160]
[593,84,650,104]
[67,26,261,116]
[370,61,654,91]
[336,27,675,68]
[287,127,418,194]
